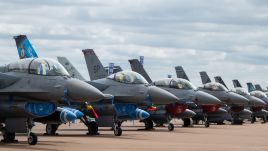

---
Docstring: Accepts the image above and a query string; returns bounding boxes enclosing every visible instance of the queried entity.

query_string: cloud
[0,0,268,89]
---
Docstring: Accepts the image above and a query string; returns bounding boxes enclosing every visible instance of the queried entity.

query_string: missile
[63,107,84,118]
[57,107,77,123]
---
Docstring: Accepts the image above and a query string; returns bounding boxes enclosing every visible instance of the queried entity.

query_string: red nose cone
[165,104,187,116]
[202,104,220,113]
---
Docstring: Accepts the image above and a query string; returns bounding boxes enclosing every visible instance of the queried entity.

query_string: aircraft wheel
[251,116,256,124]
[45,124,58,135]
[262,116,267,124]
[205,121,210,128]
[3,132,15,142]
[28,132,38,145]
[168,123,174,131]
[182,118,191,127]
[144,119,154,130]
[87,122,99,135]
[114,127,122,136]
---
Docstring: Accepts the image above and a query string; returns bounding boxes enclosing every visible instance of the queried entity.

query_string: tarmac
[0,120,267,151]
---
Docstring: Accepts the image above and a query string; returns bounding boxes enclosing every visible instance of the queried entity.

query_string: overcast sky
[0,0,268,89]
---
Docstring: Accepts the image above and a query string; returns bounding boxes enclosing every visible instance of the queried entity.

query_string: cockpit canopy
[250,91,267,99]
[107,70,148,84]
[7,58,70,76]
[232,87,250,96]
[203,82,228,91]
[153,78,196,90]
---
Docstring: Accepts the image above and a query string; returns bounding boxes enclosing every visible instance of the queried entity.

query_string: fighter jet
[0,56,105,145]
[13,35,108,136]
[198,71,249,124]
[129,59,223,128]
[246,82,268,122]
[81,49,185,132]
[175,66,229,125]
[214,76,264,123]
[232,80,268,123]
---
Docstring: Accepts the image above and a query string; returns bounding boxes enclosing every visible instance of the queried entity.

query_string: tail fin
[128,59,153,83]
[175,66,190,81]
[232,79,242,88]
[57,57,85,81]
[82,49,108,81]
[214,76,228,89]
[199,71,211,84]
[247,82,256,92]
[254,84,263,91]
[13,35,38,59]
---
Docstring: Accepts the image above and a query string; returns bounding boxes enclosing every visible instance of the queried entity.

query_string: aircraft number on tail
[93,65,100,74]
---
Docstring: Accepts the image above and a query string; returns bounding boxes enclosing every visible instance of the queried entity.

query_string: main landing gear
[45,124,60,135]
[113,120,122,136]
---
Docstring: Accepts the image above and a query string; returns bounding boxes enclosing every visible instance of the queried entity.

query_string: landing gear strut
[27,119,37,145]
[262,116,267,124]
[251,116,256,124]
[204,113,210,128]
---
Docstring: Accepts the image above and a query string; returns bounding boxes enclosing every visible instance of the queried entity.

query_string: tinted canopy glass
[170,78,196,90]
[203,82,228,91]
[250,91,267,98]
[8,58,69,76]
[108,71,148,84]
[233,88,250,96]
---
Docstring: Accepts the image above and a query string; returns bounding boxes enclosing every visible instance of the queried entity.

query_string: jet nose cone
[229,92,249,106]
[66,79,104,102]
[148,86,181,105]
[249,96,266,107]
[196,91,222,105]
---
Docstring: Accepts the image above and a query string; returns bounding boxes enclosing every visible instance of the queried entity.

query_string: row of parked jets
[0,35,267,145]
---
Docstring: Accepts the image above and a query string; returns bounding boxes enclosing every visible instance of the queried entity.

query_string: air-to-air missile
[246,82,268,122]
[0,52,105,145]
[129,59,223,128]
[198,71,249,124]
[231,80,268,123]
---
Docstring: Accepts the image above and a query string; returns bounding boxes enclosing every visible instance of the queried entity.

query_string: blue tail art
[13,35,38,59]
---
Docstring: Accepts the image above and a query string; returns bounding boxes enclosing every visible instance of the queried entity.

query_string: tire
[28,132,38,145]
[145,119,154,130]
[87,122,99,135]
[182,118,191,127]
[3,132,15,142]
[46,124,58,135]
[205,121,210,128]
[168,123,174,131]
[114,127,122,136]
[251,116,256,124]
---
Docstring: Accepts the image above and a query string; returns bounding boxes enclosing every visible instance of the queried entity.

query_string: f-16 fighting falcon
[198,71,249,124]
[0,50,105,145]
[246,82,268,122]
[13,35,110,136]
[214,76,264,123]
[175,66,230,125]
[129,59,222,128]
[81,49,183,132]
[232,80,268,123]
